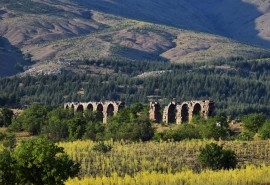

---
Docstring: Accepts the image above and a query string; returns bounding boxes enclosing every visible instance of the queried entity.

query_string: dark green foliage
[259,121,270,139]
[163,124,201,141]
[197,116,229,141]
[67,113,86,141]
[92,142,112,153]
[0,60,270,117]
[83,121,105,141]
[0,138,80,185]
[1,59,270,117]
[10,103,51,134]
[105,104,154,141]
[0,132,5,141]
[237,131,255,141]
[12,138,80,185]
[2,133,16,149]
[241,113,266,133]
[199,143,237,170]
[41,108,71,141]
[0,149,16,185]
[0,107,14,127]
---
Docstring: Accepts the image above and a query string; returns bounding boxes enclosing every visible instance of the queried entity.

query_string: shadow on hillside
[192,0,270,49]
[0,37,33,77]
[77,0,270,49]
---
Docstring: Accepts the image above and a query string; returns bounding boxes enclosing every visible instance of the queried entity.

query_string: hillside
[0,0,270,76]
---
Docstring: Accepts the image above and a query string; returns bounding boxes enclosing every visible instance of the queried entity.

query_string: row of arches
[64,101,125,123]
[149,100,214,124]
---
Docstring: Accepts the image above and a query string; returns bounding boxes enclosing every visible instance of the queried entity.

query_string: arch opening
[65,105,69,109]
[87,104,93,111]
[96,104,104,122]
[192,103,201,117]
[154,104,162,122]
[97,104,103,112]
[208,102,215,116]
[168,103,176,123]
[77,104,84,112]
[181,104,189,123]
[107,104,114,117]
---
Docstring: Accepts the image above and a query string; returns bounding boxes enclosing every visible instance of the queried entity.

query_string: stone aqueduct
[149,100,215,125]
[64,100,214,124]
[64,101,125,123]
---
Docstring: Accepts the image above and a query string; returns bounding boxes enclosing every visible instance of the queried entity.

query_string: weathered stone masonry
[150,100,214,124]
[64,101,125,123]
[65,100,214,124]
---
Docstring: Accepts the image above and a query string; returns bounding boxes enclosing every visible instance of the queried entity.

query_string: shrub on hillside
[259,121,270,139]
[163,124,201,141]
[241,113,266,133]
[199,143,237,170]
[197,116,229,140]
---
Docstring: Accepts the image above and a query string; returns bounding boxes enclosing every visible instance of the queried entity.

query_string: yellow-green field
[66,165,270,185]
[59,140,270,184]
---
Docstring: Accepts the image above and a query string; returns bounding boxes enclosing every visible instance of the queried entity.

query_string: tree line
[1,58,270,117]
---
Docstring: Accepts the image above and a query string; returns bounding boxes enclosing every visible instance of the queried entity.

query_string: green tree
[197,116,229,140]
[105,104,154,141]
[42,108,71,141]
[10,104,51,134]
[83,121,105,141]
[259,120,270,139]
[242,113,266,133]
[199,143,237,170]
[163,124,201,141]
[0,149,16,185]
[0,107,14,127]
[12,138,80,185]
[67,114,86,140]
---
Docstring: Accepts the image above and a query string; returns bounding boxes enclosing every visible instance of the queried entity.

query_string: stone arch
[76,104,84,112]
[96,103,104,122]
[168,103,177,123]
[65,104,69,109]
[192,103,202,117]
[181,104,189,123]
[97,103,103,112]
[71,104,74,110]
[87,103,94,111]
[106,103,114,117]
[207,101,215,117]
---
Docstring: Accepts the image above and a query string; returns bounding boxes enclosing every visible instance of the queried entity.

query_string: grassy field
[66,165,270,185]
[59,140,270,184]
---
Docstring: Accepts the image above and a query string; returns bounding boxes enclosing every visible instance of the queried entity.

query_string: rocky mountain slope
[0,0,270,76]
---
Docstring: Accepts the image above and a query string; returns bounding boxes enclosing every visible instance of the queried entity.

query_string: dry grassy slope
[0,0,270,76]
[76,0,270,48]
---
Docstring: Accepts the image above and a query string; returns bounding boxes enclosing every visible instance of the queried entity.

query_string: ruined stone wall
[149,100,214,125]
[65,100,214,125]
[64,101,125,124]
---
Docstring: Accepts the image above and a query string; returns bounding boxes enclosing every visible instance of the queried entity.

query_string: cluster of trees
[1,58,270,117]
[0,138,80,185]
[154,115,231,141]
[240,113,270,140]
[1,103,270,142]
[3,103,153,142]
[199,143,237,170]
